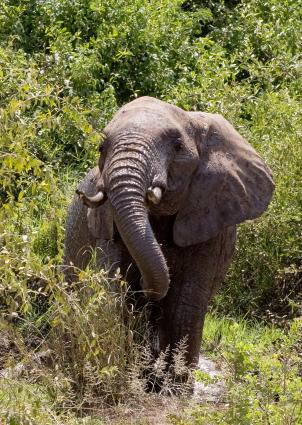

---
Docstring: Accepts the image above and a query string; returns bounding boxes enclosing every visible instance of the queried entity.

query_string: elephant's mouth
[147,191,180,216]
[147,179,190,217]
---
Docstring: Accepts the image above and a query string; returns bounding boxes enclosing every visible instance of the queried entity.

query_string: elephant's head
[77,97,274,301]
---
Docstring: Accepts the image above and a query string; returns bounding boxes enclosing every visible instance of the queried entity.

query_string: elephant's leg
[95,239,121,276]
[95,239,123,294]
[160,226,236,368]
[160,260,209,369]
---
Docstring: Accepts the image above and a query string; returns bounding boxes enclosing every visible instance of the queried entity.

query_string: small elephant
[63,96,274,369]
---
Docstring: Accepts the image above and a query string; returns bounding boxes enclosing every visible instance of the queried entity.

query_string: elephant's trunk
[107,145,169,301]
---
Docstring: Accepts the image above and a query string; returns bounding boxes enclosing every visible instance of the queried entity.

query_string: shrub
[0,0,301,420]
[170,315,302,424]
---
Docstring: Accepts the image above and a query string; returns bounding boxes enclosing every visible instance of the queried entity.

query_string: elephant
[63,96,274,375]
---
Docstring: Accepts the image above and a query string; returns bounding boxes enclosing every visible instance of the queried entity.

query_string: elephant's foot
[144,365,194,396]
[144,370,165,394]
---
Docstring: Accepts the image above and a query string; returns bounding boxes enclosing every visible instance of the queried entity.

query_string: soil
[103,355,226,424]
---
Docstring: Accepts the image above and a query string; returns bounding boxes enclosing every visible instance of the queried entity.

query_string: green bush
[170,315,302,424]
[0,0,301,421]
[0,0,300,336]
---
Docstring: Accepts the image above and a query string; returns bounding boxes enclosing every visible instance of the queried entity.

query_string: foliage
[0,0,301,318]
[170,315,302,424]
[0,0,301,422]
[0,266,192,422]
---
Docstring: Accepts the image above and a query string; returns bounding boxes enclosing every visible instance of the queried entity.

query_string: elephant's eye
[99,144,104,154]
[174,139,183,152]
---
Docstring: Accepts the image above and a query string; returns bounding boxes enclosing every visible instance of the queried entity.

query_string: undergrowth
[170,315,302,424]
[0,0,301,423]
[1,312,301,424]
[0,266,192,423]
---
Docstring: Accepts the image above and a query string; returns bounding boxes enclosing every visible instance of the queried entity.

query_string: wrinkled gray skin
[63,97,274,369]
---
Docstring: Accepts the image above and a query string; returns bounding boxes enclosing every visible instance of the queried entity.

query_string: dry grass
[0,268,196,424]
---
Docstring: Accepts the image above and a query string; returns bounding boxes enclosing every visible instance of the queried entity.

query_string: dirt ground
[102,356,226,425]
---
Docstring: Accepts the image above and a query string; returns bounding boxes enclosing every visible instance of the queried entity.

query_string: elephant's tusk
[146,186,162,205]
[76,189,106,208]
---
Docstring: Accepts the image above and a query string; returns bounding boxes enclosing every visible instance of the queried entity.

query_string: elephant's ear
[87,204,113,240]
[173,112,274,247]
[76,167,113,240]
